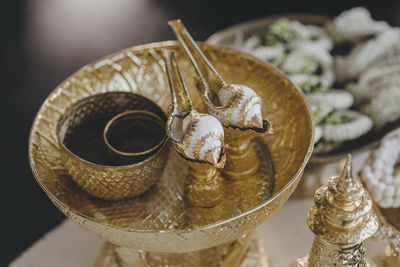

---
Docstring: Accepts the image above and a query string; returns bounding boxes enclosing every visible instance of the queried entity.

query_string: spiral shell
[170,111,225,166]
[210,84,264,129]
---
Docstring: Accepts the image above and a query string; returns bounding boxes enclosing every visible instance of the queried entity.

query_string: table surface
[2,0,400,265]
[10,198,387,267]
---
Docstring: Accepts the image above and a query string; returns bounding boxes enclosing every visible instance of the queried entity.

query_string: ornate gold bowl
[29,41,313,255]
[56,92,170,200]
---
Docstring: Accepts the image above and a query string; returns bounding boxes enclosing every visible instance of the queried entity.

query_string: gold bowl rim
[28,40,314,236]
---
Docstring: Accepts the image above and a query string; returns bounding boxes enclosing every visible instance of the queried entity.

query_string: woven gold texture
[56,92,170,200]
[29,41,313,253]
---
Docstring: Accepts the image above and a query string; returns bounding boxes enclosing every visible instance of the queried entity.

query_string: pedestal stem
[222,127,261,180]
[186,161,223,207]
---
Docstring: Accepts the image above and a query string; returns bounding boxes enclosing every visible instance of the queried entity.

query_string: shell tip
[204,147,222,166]
[247,113,264,129]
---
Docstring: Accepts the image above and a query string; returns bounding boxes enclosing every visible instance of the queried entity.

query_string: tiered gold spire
[291,155,378,267]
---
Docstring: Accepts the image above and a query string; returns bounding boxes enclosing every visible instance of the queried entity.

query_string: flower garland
[361,128,400,208]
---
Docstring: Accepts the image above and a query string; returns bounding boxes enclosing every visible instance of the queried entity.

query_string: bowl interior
[29,41,313,251]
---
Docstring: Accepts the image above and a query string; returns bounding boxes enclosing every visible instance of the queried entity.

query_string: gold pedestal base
[95,235,270,267]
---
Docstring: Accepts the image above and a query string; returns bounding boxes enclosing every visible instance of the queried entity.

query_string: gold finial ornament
[168,19,273,180]
[165,50,225,207]
[291,155,379,267]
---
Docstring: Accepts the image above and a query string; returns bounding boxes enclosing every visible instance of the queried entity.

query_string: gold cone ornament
[291,155,379,267]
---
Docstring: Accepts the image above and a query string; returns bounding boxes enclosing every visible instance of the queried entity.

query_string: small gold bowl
[56,92,170,201]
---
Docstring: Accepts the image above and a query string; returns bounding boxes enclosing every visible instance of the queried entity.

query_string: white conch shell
[164,49,225,167]
[181,112,224,165]
[169,111,224,166]
[211,84,264,129]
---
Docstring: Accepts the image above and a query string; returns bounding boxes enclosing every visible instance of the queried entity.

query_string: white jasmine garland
[305,25,333,51]
[363,86,400,128]
[367,47,400,70]
[311,103,333,125]
[358,64,400,86]
[280,52,318,74]
[347,74,400,103]
[326,7,389,43]
[334,29,400,82]
[249,45,285,61]
[319,66,335,88]
[290,43,332,66]
[289,73,318,85]
[306,90,353,110]
[314,126,322,144]
[219,11,400,155]
[291,44,335,86]
[321,110,373,142]
[241,35,260,51]
[289,26,333,52]
[361,128,400,208]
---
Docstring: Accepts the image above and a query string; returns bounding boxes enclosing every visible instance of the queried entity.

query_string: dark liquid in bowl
[59,92,167,166]
[106,115,165,155]
[64,119,115,165]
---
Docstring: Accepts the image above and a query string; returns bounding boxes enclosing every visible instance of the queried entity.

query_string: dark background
[1,0,399,265]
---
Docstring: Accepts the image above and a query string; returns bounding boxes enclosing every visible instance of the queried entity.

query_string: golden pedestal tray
[28,41,313,266]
